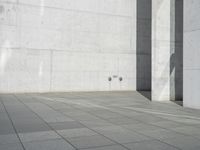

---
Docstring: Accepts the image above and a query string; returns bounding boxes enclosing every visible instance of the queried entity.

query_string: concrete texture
[0,0,136,93]
[151,0,183,101]
[170,0,183,101]
[136,0,151,91]
[152,0,172,101]
[183,0,200,109]
[1,92,200,150]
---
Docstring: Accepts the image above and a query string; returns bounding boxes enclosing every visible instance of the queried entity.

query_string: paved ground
[1,91,200,150]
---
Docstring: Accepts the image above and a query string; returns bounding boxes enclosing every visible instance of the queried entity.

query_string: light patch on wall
[0,41,12,75]
[40,0,44,16]
[39,61,43,78]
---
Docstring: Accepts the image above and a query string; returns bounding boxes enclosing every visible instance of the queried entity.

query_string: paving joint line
[14,94,79,150]
[0,98,26,150]
[30,94,131,150]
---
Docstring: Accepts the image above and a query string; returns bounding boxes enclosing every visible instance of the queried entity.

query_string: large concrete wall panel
[184,0,200,109]
[0,0,136,93]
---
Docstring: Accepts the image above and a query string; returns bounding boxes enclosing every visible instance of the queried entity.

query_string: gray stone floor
[1,91,200,150]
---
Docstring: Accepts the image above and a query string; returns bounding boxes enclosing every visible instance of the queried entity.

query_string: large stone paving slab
[0,143,24,150]
[67,135,115,149]
[123,140,179,150]
[23,139,75,150]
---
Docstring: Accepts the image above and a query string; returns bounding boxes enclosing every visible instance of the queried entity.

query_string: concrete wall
[0,0,136,93]
[184,0,200,109]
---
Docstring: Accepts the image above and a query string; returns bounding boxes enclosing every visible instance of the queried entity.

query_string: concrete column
[152,0,174,101]
[171,0,183,101]
[183,0,200,109]
[152,0,183,102]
